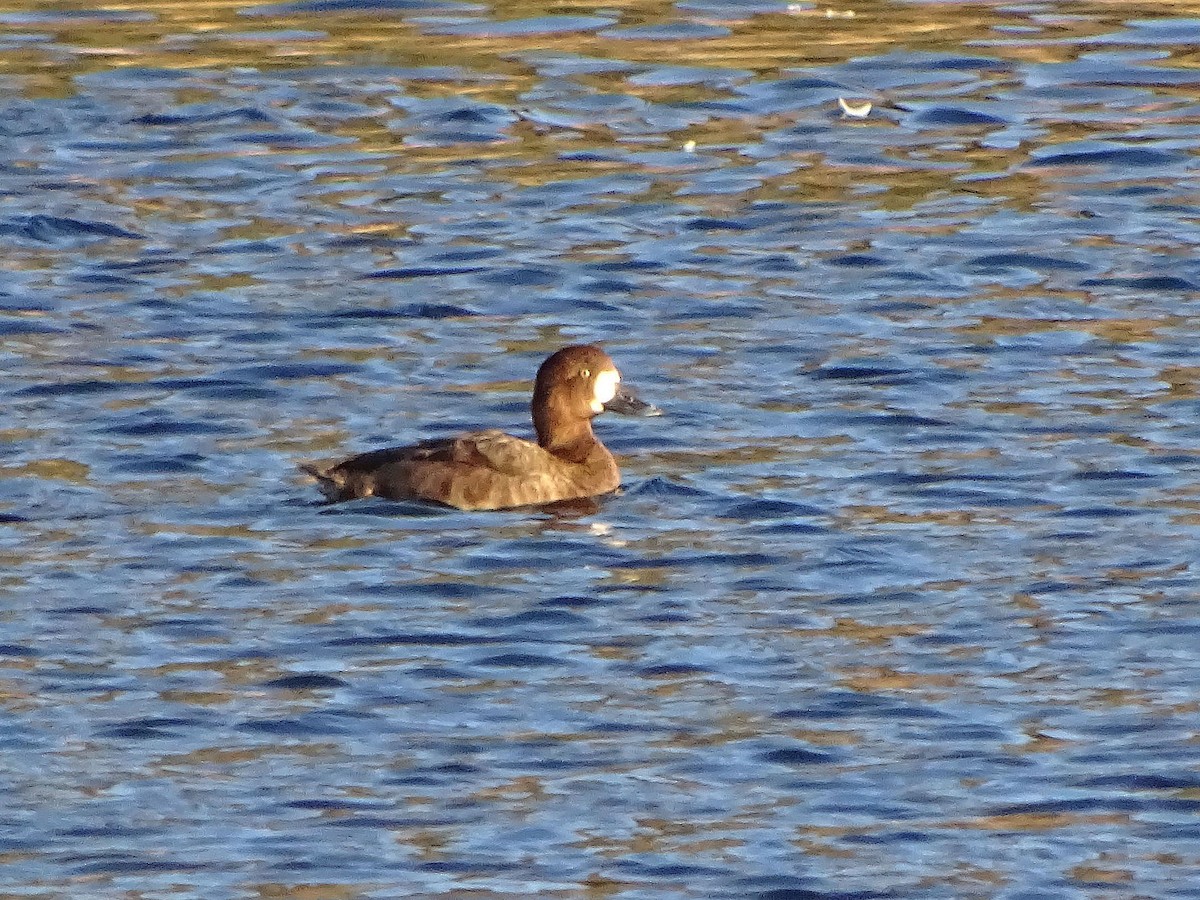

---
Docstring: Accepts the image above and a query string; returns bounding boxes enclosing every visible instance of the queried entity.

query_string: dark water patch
[132,105,275,126]
[1054,505,1140,519]
[144,616,225,638]
[323,234,413,250]
[49,605,112,615]
[968,252,1090,272]
[468,608,591,628]
[199,381,282,401]
[928,723,1010,745]
[0,291,53,312]
[363,581,505,602]
[96,717,201,739]
[810,363,917,384]
[405,664,469,679]
[415,857,527,873]
[263,673,350,689]
[1028,145,1181,168]
[536,595,613,609]
[863,280,939,299]
[910,487,1045,508]
[720,498,822,519]
[110,453,206,475]
[473,652,568,668]
[0,318,66,336]
[826,253,890,268]
[71,272,143,289]
[749,253,803,274]
[684,216,754,232]
[0,643,39,657]
[759,745,837,765]
[639,611,693,624]
[858,471,955,487]
[104,416,241,438]
[0,215,142,243]
[616,551,786,569]
[638,663,712,677]
[924,53,1013,72]
[593,257,669,272]
[310,302,479,322]
[427,246,505,263]
[362,265,487,279]
[1130,620,1200,637]
[615,859,734,878]
[199,238,287,255]
[240,716,354,736]
[831,412,953,429]
[911,105,1008,126]
[69,856,207,876]
[227,361,360,380]
[328,631,505,647]
[989,795,1200,816]
[824,589,924,609]
[327,814,457,829]
[480,265,560,287]
[774,691,944,722]
[287,798,394,811]
[1071,469,1155,481]
[1023,579,1087,595]
[1075,772,1200,791]
[1079,275,1196,291]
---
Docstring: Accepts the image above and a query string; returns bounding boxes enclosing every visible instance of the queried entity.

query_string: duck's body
[301,345,653,511]
[301,428,620,510]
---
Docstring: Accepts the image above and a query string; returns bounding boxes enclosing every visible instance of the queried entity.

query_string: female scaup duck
[301,344,657,510]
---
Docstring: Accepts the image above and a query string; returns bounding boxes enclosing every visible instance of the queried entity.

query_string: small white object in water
[825,8,856,17]
[682,140,697,153]
[837,96,872,118]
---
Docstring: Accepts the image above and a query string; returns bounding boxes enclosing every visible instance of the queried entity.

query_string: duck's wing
[300,430,550,502]
[423,429,550,476]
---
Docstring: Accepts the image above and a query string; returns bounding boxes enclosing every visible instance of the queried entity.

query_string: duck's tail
[298,461,348,502]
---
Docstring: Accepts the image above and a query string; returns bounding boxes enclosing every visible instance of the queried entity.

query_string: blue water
[3,3,1200,898]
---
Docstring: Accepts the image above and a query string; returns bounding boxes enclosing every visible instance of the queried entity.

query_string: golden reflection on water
[4,0,1197,219]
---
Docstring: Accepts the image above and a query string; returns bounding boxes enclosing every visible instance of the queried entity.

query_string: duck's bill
[604,385,662,417]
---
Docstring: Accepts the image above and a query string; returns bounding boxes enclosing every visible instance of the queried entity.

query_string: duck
[301,344,657,510]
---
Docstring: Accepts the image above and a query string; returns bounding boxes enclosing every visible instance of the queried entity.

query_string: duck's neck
[534,404,599,463]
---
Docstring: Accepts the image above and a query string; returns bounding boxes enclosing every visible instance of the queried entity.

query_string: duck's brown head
[532,344,660,453]
[531,344,618,446]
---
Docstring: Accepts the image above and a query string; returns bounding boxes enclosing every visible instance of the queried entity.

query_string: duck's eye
[580,368,590,378]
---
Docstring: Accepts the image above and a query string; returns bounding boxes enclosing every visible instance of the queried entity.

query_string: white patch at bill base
[591,369,620,412]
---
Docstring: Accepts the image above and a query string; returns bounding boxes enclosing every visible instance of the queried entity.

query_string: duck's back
[302,430,618,510]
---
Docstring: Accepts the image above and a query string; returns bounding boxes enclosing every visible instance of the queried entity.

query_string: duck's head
[532,345,658,447]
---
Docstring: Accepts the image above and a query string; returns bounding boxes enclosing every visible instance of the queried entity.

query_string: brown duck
[301,344,657,510]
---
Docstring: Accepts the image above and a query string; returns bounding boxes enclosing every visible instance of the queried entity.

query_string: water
[3,2,1200,897]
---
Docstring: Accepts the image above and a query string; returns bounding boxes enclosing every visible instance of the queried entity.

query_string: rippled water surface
[3,1,1200,897]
